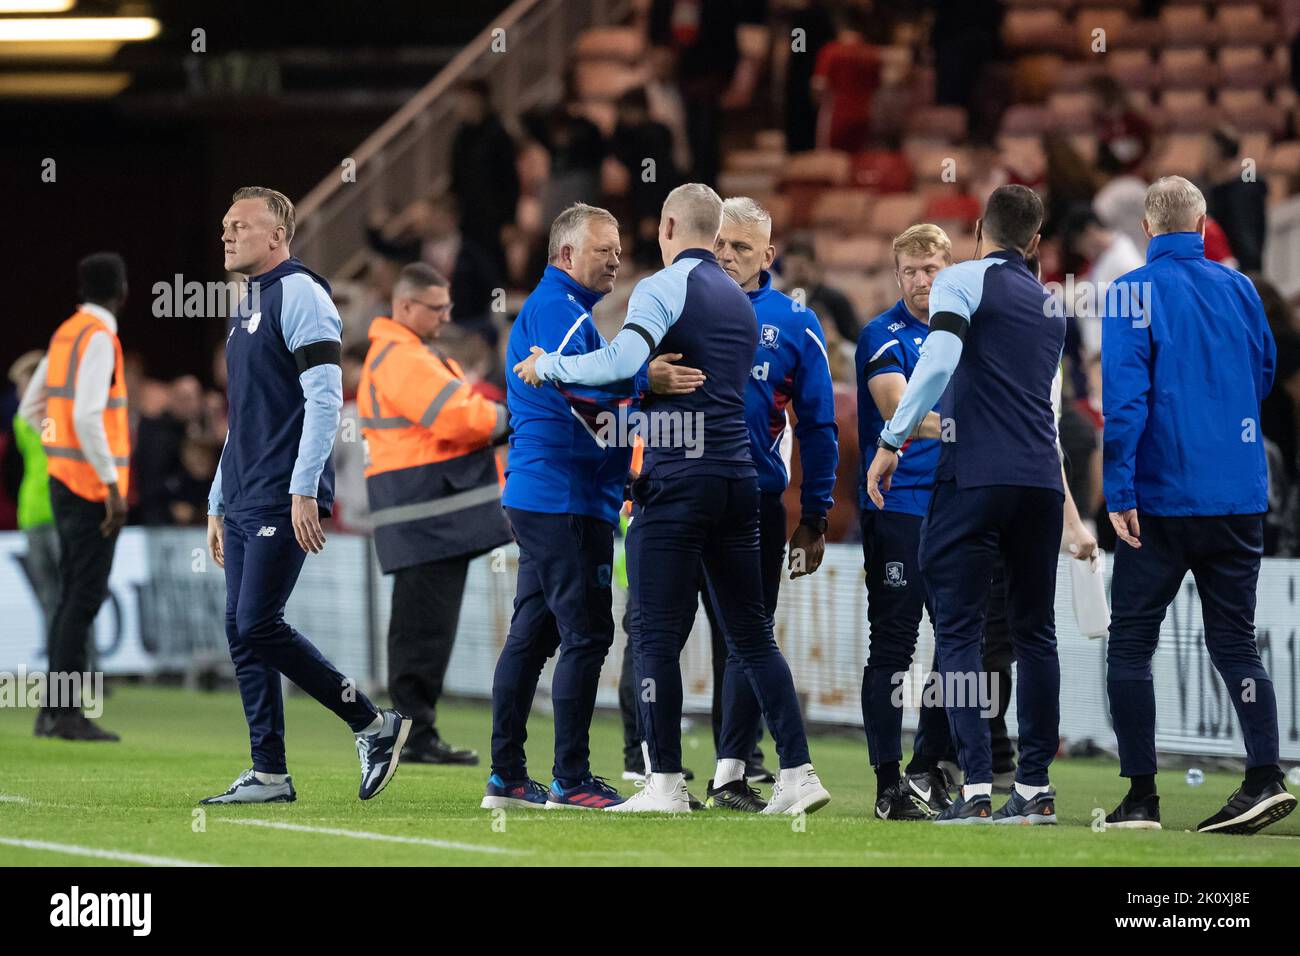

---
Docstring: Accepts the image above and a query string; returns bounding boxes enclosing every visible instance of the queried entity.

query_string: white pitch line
[0,836,218,867]
[0,795,30,803]
[219,818,526,855]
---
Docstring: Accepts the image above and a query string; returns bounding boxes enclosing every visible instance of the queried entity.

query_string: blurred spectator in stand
[610,89,681,267]
[1203,216,1238,268]
[649,0,760,186]
[645,45,693,176]
[1060,206,1144,358]
[1088,75,1152,178]
[450,79,520,274]
[1059,353,1103,523]
[523,82,607,234]
[365,195,503,346]
[778,0,834,154]
[1042,134,1101,241]
[811,6,881,153]
[132,375,215,526]
[1206,127,1268,273]
[1264,336,1300,555]
[1094,169,1150,259]
[930,0,1003,134]
[779,235,860,343]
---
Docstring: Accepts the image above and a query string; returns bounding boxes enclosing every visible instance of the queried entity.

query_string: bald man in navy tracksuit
[867,185,1065,825]
[516,184,830,815]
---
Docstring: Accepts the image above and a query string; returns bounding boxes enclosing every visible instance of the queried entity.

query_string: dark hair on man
[396,261,449,293]
[77,252,127,305]
[1212,127,1241,163]
[782,236,816,261]
[982,184,1044,252]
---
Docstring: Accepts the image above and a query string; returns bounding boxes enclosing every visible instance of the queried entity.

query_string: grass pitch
[1,685,1297,866]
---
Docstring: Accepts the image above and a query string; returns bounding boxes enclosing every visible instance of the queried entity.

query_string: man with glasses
[359,261,511,766]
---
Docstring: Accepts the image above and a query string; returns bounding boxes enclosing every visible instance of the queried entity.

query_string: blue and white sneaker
[356,708,411,801]
[200,769,296,804]
[933,791,993,825]
[546,776,626,810]
[480,774,549,810]
[992,788,1058,825]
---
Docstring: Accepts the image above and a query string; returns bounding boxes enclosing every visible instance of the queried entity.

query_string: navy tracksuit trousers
[920,480,1063,787]
[1107,513,1280,778]
[222,505,378,775]
[627,473,811,773]
[860,508,953,771]
[491,507,615,788]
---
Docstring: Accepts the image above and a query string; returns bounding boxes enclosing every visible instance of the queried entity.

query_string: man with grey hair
[515,184,831,815]
[1101,175,1292,833]
[485,203,700,811]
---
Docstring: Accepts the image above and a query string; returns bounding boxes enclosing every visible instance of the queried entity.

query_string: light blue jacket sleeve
[280,273,344,499]
[879,261,987,447]
[207,433,228,517]
[534,265,687,386]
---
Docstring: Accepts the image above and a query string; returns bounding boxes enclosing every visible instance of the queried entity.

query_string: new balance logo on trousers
[256,526,276,537]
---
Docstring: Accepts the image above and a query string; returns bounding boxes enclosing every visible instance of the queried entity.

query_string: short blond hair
[892,223,952,266]
[232,186,296,245]
[1144,176,1206,235]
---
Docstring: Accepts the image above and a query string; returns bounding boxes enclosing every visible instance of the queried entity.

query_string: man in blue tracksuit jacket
[204,186,407,806]
[516,184,830,816]
[486,203,678,811]
[866,186,1066,826]
[1101,176,1293,835]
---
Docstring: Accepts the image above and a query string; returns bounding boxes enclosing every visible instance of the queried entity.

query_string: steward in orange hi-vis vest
[359,315,512,573]
[42,307,130,502]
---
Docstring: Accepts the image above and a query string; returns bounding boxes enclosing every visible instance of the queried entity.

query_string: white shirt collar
[79,302,118,333]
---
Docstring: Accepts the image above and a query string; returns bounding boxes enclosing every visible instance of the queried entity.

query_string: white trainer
[761,766,831,815]
[605,771,692,813]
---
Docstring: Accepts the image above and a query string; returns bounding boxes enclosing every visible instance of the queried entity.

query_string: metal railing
[293,0,632,280]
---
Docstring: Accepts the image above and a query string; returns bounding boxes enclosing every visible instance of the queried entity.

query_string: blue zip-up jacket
[856,299,940,516]
[745,270,837,517]
[209,256,342,516]
[503,265,648,526]
[1102,231,1276,515]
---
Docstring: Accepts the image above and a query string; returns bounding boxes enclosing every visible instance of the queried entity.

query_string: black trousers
[47,477,119,713]
[388,555,471,748]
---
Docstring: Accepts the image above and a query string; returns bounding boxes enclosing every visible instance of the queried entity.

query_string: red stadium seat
[809,188,874,230]
[1214,5,1270,46]
[850,151,915,193]
[1219,47,1280,88]
[1158,47,1218,89]
[1158,5,1218,46]
[904,106,969,143]
[999,104,1053,136]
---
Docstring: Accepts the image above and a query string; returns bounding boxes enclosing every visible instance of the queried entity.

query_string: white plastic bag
[1070,549,1111,639]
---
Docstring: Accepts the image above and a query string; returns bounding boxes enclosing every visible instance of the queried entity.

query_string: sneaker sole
[200,792,296,805]
[992,813,1057,825]
[479,795,548,811]
[604,801,691,813]
[707,798,767,813]
[1198,792,1297,835]
[544,799,622,810]
[621,771,645,782]
[764,787,831,816]
[361,716,411,801]
[1104,819,1162,830]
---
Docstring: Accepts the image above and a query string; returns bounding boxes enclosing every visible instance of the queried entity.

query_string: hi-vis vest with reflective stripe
[43,309,130,502]
[358,316,511,573]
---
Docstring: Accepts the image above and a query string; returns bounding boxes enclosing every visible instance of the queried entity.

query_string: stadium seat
[1162,88,1219,130]
[1219,46,1280,88]
[1106,49,1161,90]
[813,233,886,270]
[1004,9,1074,54]
[851,150,915,193]
[1263,140,1300,177]
[923,193,982,231]
[809,188,874,229]
[1158,5,1218,46]
[1214,5,1270,46]
[1150,132,1210,178]
[999,104,1053,136]
[1047,91,1096,132]
[1158,47,1218,89]
[869,193,927,237]
[782,151,852,186]
[904,105,969,143]
[1105,15,1165,50]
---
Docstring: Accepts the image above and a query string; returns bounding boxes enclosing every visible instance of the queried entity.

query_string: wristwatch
[799,514,828,535]
[876,435,901,454]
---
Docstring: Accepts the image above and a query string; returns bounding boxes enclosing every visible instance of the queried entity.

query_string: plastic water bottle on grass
[1186,768,1204,787]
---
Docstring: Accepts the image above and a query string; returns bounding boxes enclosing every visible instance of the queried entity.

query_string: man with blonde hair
[1102,175,1292,833]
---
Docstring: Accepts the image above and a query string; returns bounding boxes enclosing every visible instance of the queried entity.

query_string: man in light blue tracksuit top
[1100,176,1294,835]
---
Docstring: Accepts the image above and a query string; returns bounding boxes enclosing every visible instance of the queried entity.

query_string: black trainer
[705,777,767,812]
[401,735,479,766]
[991,787,1057,825]
[47,712,119,742]
[933,792,993,825]
[905,766,954,815]
[1197,781,1296,835]
[1104,793,1161,830]
[875,779,932,820]
[745,760,776,785]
